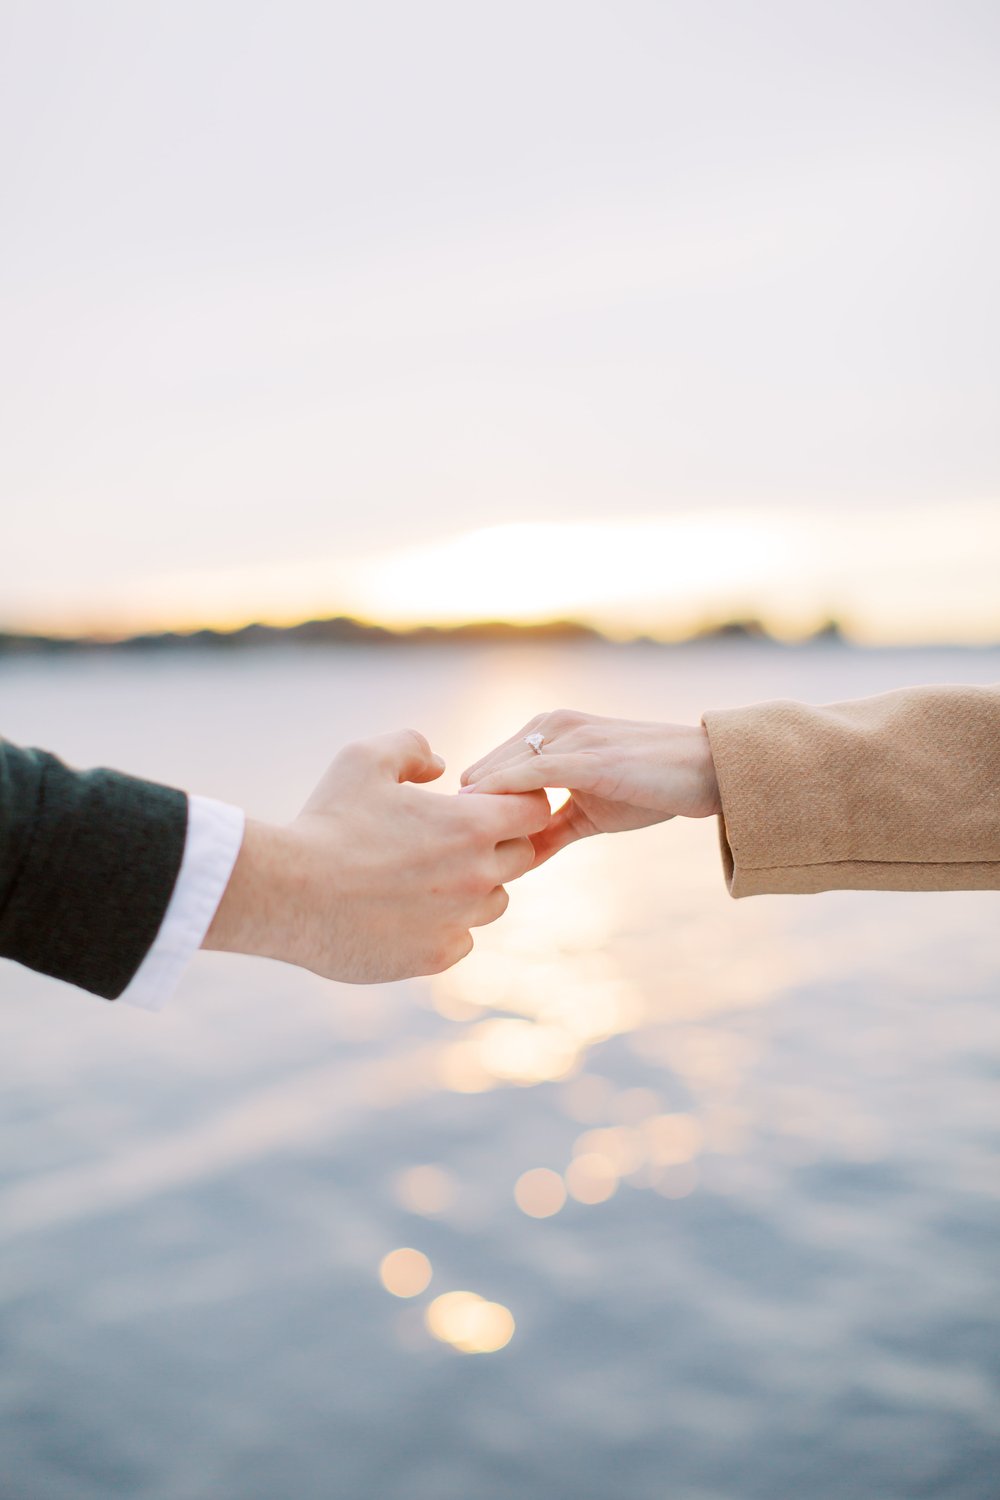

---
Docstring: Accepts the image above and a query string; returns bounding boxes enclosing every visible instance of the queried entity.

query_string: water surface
[1,641,998,1500]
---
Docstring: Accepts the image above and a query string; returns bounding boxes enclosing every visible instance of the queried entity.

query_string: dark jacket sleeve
[0,738,188,998]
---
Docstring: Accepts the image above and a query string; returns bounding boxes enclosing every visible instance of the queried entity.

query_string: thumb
[528,796,595,867]
[373,727,446,785]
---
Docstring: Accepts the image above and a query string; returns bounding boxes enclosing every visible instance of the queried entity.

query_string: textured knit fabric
[702,683,1000,897]
[0,740,188,997]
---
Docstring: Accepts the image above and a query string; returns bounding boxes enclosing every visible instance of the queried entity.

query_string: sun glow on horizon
[349,517,791,631]
[8,506,1000,646]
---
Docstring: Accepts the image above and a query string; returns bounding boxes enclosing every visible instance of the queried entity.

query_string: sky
[1,0,998,641]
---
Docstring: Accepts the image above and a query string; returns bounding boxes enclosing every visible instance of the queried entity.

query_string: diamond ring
[524,733,545,755]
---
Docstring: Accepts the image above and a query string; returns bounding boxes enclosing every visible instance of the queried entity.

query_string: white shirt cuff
[117,795,246,1012]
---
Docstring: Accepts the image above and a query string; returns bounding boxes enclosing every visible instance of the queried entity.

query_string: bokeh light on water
[425,1291,515,1355]
[379,1248,432,1299]
[0,640,998,1499]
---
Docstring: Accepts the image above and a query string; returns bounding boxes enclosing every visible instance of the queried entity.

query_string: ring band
[524,733,545,755]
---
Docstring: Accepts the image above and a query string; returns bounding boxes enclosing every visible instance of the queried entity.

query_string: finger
[425,930,474,974]
[461,734,532,786]
[463,755,588,797]
[461,744,536,788]
[460,716,545,785]
[494,836,535,884]
[368,728,446,784]
[470,788,552,839]
[470,884,510,928]
[529,797,595,866]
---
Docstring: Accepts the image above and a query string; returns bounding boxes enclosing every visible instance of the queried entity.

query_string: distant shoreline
[0,616,994,655]
[0,615,855,655]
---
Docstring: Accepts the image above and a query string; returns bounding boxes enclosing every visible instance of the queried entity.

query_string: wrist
[202,818,303,962]
[690,726,721,818]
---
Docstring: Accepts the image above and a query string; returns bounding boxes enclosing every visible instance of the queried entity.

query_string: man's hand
[204,729,550,982]
[460,709,720,866]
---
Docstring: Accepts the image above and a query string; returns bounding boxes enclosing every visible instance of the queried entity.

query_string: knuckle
[403,727,431,756]
[520,794,549,830]
[426,931,474,973]
[439,939,467,972]
[476,886,509,926]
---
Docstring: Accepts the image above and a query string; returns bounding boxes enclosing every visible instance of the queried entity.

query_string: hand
[204,728,550,982]
[460,709,720,866]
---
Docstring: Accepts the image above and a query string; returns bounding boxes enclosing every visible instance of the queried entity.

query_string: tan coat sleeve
[701,683,1000,897]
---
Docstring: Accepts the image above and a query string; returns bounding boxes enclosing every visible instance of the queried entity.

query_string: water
[1,640,998,1500]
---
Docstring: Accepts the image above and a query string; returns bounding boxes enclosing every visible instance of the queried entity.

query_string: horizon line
[2,611,998,654]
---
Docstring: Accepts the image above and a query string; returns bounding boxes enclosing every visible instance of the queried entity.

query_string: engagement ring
[524,733,545,754]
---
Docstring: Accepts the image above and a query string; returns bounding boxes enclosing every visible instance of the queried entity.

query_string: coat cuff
[118,797,245,1011]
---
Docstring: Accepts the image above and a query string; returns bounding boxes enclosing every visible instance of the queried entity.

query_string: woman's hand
[460,710,720,866]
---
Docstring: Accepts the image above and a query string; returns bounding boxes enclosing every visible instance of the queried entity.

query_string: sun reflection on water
[371,677,920,1357]
[565,1152,618,1205]
[394,1163,458,1217]
[425,1291,516,1355]
[379,1248,433,1298]
[426,811,792,1148]
[514,1168,567,1219]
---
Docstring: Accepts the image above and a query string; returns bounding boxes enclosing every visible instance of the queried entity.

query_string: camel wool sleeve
[701,683,1000,897]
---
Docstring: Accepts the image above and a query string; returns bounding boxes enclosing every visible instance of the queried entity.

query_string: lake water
[1,640,998,1500]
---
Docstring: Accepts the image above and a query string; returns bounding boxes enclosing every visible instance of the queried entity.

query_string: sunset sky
[2,0,998,641]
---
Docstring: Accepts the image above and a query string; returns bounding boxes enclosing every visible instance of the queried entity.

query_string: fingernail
[458,784,479,795]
